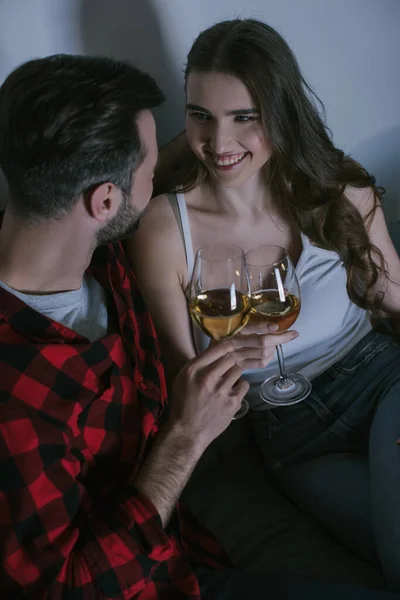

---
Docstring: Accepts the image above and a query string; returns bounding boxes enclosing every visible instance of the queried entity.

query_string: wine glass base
[232,399,249,420]
[259,373,312,407]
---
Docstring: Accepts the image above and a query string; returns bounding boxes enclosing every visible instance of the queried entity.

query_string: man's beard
[96,195,142,246]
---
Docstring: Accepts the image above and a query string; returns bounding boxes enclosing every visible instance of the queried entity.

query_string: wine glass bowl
[245,245,312,406]
[190,287,251,340]
[189,245,251,418]
[249,289,301,332]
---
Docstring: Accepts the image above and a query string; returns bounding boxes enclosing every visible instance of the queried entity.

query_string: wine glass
[189,245,251,419]
[245,245,312,406]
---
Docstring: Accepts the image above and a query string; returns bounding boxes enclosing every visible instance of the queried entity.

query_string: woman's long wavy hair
[159,19,387,322]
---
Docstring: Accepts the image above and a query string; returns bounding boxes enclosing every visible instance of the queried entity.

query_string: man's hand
[209,322,298,370]
[168,341,249,450]
[169,324,298,450]
[136,321,298,527]
[135,338,250,526]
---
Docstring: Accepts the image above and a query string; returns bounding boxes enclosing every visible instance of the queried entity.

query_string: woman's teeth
[213,152,247,166]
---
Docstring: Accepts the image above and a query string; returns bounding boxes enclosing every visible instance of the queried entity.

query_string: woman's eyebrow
[186,104,259,116]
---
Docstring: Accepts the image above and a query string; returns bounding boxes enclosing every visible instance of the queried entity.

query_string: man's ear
[86,182,122,223]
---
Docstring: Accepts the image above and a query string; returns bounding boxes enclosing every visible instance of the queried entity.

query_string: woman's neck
[201,166,274,217]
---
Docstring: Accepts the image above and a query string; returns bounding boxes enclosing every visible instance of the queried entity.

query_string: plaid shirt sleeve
[0,393,184,600]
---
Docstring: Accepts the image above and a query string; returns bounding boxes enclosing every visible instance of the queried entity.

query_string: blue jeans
[250,329,400,592]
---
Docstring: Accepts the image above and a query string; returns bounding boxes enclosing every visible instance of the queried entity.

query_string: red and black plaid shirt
[0,239,227,599]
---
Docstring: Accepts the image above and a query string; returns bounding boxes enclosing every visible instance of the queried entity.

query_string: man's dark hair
[0,54,164,220]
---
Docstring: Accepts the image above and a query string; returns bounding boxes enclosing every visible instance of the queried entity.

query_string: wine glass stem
[276,344,288,382]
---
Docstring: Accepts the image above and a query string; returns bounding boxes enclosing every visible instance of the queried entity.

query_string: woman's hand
[210,322,299,371]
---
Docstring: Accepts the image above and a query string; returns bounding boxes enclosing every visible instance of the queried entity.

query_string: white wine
[190,288,251,340]
[250,289,300,332]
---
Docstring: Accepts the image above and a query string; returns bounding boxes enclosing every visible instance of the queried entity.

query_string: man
[0,55,393,600]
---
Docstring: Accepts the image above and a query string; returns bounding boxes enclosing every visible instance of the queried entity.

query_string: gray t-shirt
[0,275,108,342]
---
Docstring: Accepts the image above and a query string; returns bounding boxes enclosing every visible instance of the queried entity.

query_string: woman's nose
[207,122,233,155]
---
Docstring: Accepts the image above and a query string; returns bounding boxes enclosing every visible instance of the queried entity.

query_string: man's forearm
[135,423,205,527]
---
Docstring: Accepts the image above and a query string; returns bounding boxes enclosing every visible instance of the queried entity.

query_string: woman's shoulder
[344,185,380,229]
[137,193,181,242]
[145,192,175,219]
[345,185,376,210]
[125,193,187,280]
[143,189,199,218]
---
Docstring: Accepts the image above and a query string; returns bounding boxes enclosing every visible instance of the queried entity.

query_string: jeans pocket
[250,409,282,443]
[250,397,330,471]
[328,330,392,377]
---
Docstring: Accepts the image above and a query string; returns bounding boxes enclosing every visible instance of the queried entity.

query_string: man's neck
[0,208,94,294]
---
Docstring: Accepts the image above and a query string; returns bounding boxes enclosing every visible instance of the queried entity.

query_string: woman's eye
[234,115,257,123]
[189,112,209,123]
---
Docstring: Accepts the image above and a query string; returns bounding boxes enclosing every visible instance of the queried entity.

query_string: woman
[127,19,400,590]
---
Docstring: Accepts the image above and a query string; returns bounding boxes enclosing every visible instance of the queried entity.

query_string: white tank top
[169,192,372,409]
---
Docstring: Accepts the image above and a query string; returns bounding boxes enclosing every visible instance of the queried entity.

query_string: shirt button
[152,424,159,433]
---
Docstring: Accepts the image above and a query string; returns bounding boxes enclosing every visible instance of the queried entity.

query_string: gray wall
[0,0,399,219]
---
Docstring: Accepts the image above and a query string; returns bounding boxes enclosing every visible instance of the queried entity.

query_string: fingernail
[268,324,279,332]
[291,331,299,338]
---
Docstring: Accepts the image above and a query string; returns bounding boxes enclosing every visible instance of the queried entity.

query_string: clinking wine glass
[245,245,312,406]
[189,245,251,419]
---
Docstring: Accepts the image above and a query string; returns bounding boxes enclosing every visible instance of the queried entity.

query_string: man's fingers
[238,355,275,371]
[219,364,244,392]
[188,347,243,384]
[185,330,299,382]
[187,339,236,370]
[230,377,250,401]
